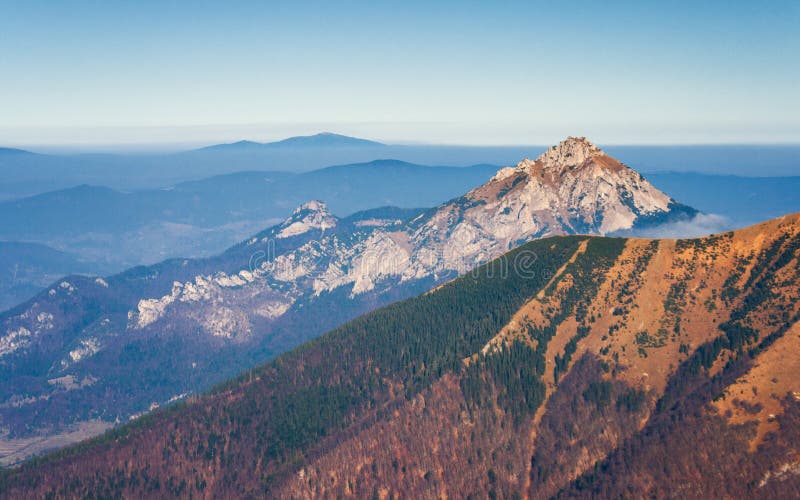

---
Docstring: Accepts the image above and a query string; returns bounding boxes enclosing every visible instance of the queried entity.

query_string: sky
[1,1,799,148]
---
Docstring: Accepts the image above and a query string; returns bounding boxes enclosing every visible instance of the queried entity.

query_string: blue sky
[1,1,798,147]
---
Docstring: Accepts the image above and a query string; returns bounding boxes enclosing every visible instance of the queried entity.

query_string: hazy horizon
[6,129,800,155]
[3,1,799,147]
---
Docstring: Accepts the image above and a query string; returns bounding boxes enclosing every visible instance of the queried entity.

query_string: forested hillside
[2,214,800,498]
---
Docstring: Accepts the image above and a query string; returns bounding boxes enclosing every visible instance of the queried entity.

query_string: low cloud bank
[623,213,732,239]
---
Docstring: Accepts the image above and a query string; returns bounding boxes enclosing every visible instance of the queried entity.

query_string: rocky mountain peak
[536,136,604,170]
[277,200,337,238]
[478,136,678,236]
[295,199,330,215]
[491,136,609,182]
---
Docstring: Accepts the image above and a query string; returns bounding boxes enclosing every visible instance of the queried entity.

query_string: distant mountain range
[1,133,527,198]
[2,211,798,497]
[2,134,798,200]
[0,243,101,312]
[645,172,800,227]
[0,147,36,156]
[0,161,498,307]
[0,160,496,241]
[200,132,385,150]
[0,137,695,465]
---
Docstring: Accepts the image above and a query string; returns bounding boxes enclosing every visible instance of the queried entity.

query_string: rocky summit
[484,136,685,235]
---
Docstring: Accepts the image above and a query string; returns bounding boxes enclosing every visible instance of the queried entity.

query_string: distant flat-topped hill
[200,132,386,150]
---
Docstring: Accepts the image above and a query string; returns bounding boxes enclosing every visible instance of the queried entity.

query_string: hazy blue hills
[0,161,497,307]
[0,147,36,156]
[201,132,385,151]
[6,166,791,245]
[646,172,800,227]
[0,242,100,312]
[604,144,800,177]
[0,160,496,240]
[2,135,798,200]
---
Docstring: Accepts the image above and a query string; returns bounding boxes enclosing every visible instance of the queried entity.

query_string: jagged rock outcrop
[275,200,337,239]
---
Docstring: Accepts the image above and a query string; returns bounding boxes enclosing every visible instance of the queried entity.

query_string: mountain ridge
[2,213,798,497]
[0,147,36,156]
[0,161,500,302]
[4,144,798,203]
[199,132,385,151]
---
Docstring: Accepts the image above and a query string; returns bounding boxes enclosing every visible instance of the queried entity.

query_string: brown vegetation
[2,215,799,498]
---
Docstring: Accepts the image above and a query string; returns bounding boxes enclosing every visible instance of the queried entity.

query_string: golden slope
[274,214,800,498]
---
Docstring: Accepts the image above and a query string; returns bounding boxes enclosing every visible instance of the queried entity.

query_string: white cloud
[628,213,732,239]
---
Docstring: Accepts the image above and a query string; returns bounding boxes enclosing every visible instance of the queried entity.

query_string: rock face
[0,137,695,463]
[482,136,674,235]
[275,201,338,239]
